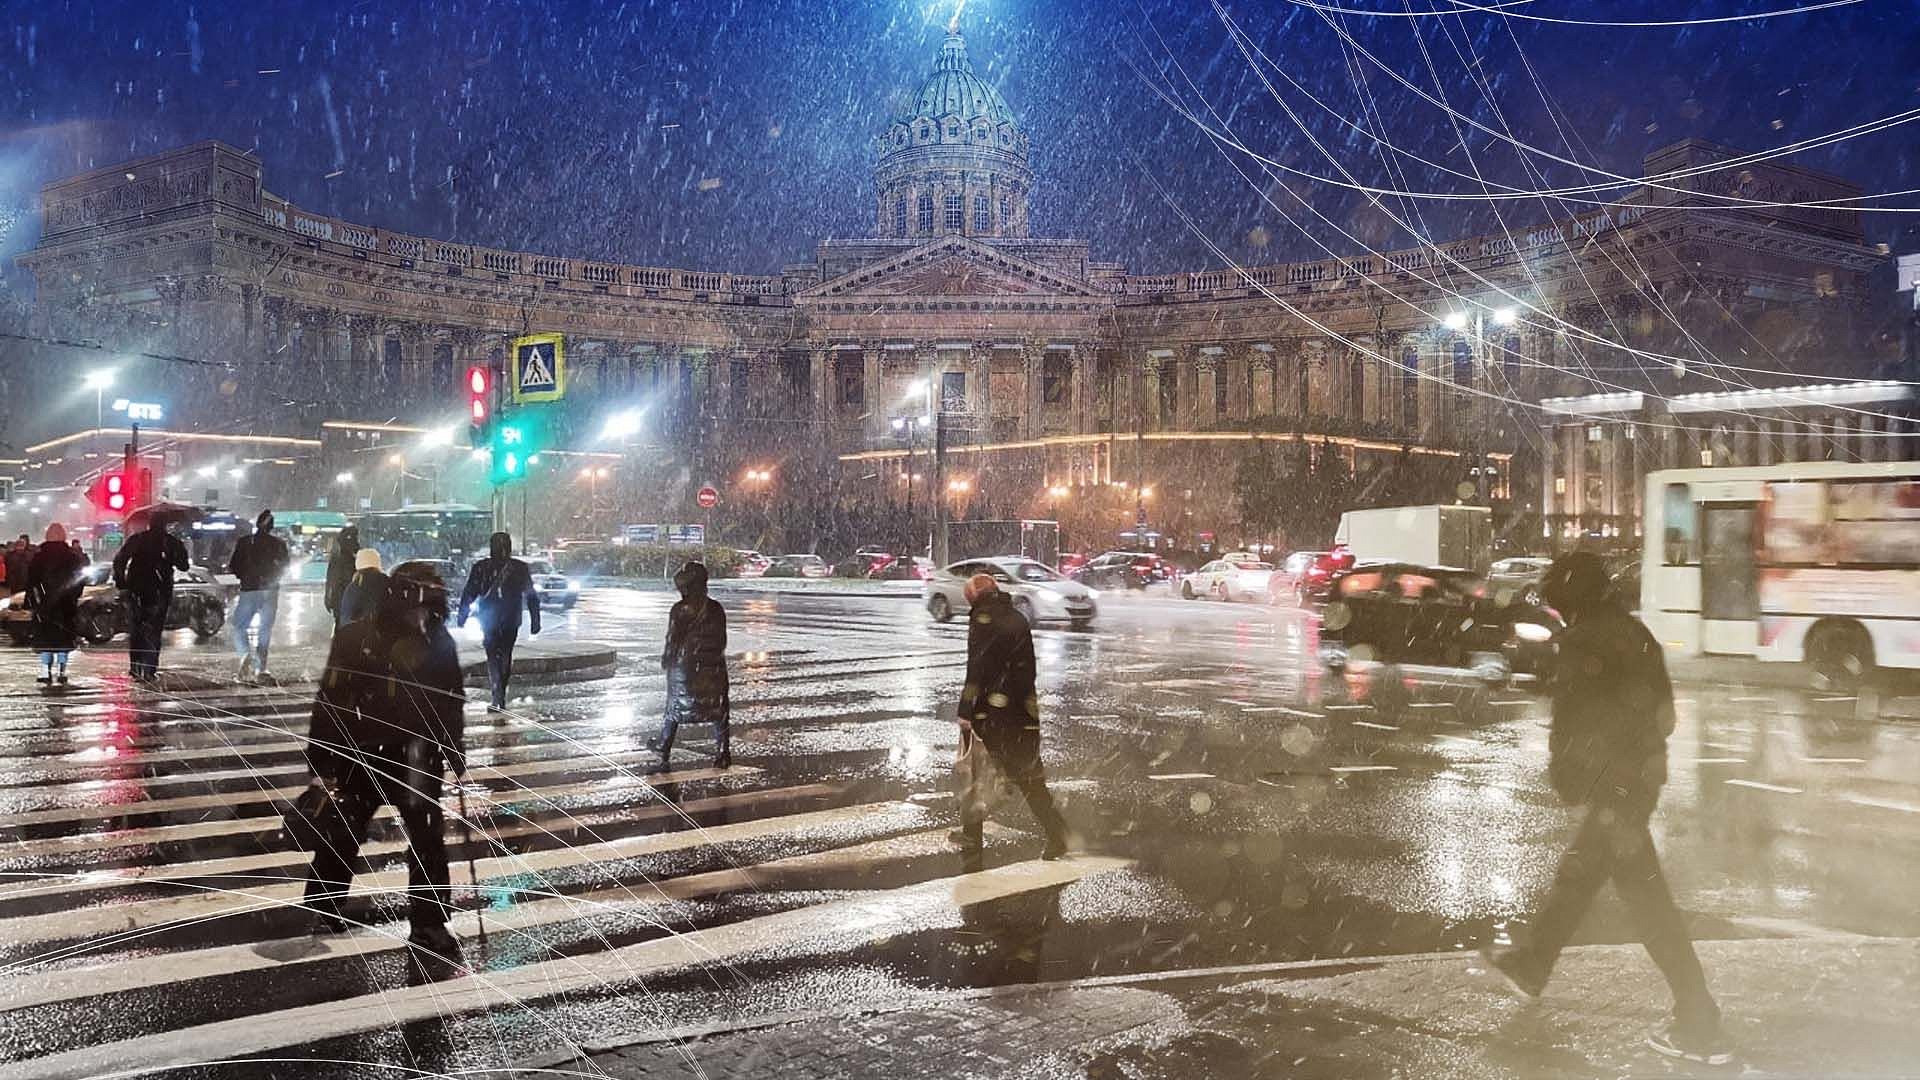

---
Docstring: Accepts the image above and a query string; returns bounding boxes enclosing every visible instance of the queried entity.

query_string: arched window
[944,193,963,232]
[894,196,908,236]
[917,123,931,141]
[1001,195,1015,228]
[917,193,934,234]
[1451,338,1473,387]
[973,194,991,233]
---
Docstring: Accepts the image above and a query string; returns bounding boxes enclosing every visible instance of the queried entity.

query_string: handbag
[282,779,352,853]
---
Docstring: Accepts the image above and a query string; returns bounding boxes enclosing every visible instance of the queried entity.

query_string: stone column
[1195,348,1220,429]
[967,342,992,430]
[1223,343,1251,423]
[863,341,885,440]
[1023,340,1047,439]
[809,347,830,420]
[1067,345,1089,435]
[1142,351,1165,432]
[1250,345,1275,419]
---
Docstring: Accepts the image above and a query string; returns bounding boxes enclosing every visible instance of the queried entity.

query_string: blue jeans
[232,589,279,667]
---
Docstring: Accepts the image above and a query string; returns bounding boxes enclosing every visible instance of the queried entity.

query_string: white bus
[1642,460,1920,692]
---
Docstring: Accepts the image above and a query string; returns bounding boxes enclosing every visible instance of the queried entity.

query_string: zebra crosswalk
[0,668,1122,1077]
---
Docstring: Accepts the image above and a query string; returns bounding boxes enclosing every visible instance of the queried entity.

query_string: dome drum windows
[944,193,963,232]
[973,194,991,234]
[917,193,935,235]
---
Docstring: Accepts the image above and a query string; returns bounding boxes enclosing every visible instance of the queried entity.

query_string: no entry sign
[696,485,720,509]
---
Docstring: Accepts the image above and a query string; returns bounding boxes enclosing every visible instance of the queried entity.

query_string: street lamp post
[1441,305,1517,504]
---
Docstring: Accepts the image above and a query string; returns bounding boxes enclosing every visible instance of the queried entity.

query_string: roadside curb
[456,640,619,684]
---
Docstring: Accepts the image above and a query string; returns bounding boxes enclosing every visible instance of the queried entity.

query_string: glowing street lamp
[334,471,355,485]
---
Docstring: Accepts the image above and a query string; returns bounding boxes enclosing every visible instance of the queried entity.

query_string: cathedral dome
[872,26,1033,240]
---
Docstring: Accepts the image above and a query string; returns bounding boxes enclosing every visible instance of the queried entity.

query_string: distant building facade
[15,28,1892,550]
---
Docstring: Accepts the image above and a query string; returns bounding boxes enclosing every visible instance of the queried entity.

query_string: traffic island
[456,638,618,684]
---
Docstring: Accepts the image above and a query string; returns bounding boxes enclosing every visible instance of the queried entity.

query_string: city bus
[355,504,493,572]
[1642,460,1920,692]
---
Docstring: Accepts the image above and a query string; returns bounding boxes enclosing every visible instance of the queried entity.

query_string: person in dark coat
[1479,552,1727,1065]
[323,525,361,627]
[337,547,387,625]
[111,515,190,683]
[27,523,88,685]
[303,560,467,965]
[954,574,1068,860]
[228,509,290,681]
[652,561,731,768]
[457,532,540,710]
[70,539,89,565]
[4,537,31,599]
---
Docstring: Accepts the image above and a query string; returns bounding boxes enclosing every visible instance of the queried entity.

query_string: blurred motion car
[1316,561,1560,694]
[5,564,226,646]
[1055,552,1090,576]
[1274,549,1354,606]
[733,550,772,578]
[870,555,933,582]
[763,554,830,579]
[1182,556,1275,602]
[523,557,579,610]
[1072,550,1173,591]
[925,557,1097,629]
[834,551,895,578]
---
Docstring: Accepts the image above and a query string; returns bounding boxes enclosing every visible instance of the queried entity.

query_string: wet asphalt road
[1,583,1917,1076]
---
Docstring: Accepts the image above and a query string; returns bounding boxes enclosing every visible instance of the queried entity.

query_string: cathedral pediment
[801,236,1104,301]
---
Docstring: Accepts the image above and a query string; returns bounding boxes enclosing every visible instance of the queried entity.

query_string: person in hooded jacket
[303,561,467,965]
[652,560,731,769]
[111,515,189,682]
[337,547,387,625]
[954,574,1068,861]
[457,532,539,710]
[228,509,290,681]
[1479,551,1728,1066]
[323,525,360,627]
[27,523,88,685]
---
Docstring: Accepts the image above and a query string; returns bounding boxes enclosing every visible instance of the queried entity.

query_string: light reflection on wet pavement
[1,583,1917,1075]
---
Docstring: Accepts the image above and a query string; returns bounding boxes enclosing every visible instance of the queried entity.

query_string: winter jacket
[227,530,290,592]
[959,590,1039,730]
[662,590,729,727]
[323,534,358,615]
[27,543,89,651]
[3,549,29,596]
[307,612,466,779]
[112,528,189,599]
[1547,600,1674,809]
[458,556,540,636]
[337,568,388,626]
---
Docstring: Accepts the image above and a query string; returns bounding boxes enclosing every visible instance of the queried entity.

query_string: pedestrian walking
[302,561,467,968]
[952,573,1067,860]
[651,560,731,769]
[4,536,31,599]
[227,509,290,682]
[323,525,360,628]
[70,539,89,565]
[456,532,539,711]
[111,514,189,683]
[337,547,387,625]
[26,523,88,686]
[1479,551,1730,1065]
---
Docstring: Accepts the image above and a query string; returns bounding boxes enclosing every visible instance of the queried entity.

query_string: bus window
[1661,483,1697,565]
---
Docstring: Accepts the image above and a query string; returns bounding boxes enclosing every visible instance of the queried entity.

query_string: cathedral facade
[15,28,1888,550]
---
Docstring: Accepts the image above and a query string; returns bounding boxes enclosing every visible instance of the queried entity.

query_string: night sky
[1,0,1915,280]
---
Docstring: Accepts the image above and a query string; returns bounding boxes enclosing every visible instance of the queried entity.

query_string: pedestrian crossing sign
[511,333,566,403]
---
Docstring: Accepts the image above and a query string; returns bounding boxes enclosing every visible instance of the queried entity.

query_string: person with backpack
[302,561,467,967]
[111,514,190,683]
[652,560,731,769]
[228,509,290,682]
[337,547,387,625]
[457,532,539,711]
[1478,551,1729,1066]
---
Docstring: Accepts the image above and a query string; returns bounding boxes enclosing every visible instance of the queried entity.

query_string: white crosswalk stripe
[0,666,1122,1075]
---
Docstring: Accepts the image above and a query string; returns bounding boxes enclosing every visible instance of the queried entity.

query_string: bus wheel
[1807,620,1874,696]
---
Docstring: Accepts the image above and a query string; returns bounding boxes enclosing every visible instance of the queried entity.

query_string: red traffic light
[466,363,494,446]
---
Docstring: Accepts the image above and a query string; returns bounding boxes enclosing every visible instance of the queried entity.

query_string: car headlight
[1513,622,1553,643]
[566,580,581,591]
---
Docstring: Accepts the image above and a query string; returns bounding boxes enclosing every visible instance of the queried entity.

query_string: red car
[1272,548,1354,605]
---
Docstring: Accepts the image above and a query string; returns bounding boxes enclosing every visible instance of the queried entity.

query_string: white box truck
[1333,505,1492,572]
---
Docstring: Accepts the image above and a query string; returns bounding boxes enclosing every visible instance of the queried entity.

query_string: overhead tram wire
[1282,0,1870,29]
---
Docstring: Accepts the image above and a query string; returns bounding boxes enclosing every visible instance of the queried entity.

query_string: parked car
[5,564,227,646]
[734,550,772,578]
[870,555,933,582]
[1487,556,1555,606]
[1182,557,1275,602]
[763,554,830,579]
[925,557,1098,629]
[1072,551,1173,591]
[1056,552,1090,577]
[834,552,894,578]
[523,557,580,610]
[1316,561,1560,692]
